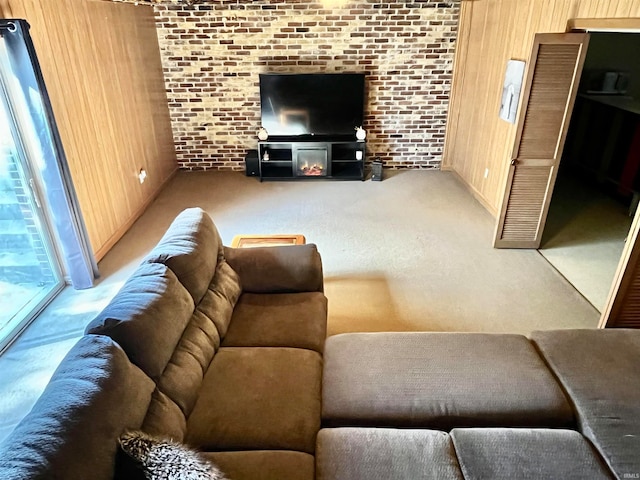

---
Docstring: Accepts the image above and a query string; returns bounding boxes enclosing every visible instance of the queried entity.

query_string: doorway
[540,32,640,312]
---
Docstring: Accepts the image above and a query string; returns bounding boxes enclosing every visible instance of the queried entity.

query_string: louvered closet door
[494,33,589,248]
[600,211,640,328]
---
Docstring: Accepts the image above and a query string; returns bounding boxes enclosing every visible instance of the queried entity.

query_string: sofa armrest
[223,244,324,293]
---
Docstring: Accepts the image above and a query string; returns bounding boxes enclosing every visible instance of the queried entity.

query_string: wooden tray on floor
[230,234,306,248]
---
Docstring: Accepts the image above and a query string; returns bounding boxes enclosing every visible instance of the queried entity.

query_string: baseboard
[442,166,498,219]
[94,168,178,261]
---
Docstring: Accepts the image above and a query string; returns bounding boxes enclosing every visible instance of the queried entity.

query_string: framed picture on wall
[499,60,526,124]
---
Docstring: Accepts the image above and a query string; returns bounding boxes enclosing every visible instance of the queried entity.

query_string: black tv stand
[258,138,365,181]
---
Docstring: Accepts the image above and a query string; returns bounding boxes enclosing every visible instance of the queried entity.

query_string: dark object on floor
[371,158,383,181]
[245,150,259,177]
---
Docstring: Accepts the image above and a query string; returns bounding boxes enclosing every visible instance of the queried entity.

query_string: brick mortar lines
[154,0,460,171]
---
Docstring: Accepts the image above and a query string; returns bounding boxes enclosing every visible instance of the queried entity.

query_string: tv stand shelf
[258,138,365,181]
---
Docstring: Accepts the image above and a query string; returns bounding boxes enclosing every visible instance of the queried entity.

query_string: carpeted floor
[0,170,599,443]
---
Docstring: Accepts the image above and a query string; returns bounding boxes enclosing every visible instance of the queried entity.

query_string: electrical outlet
[484,168,489,179]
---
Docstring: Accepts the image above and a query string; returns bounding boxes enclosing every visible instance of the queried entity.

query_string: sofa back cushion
[0,335,154,480]
[531,329,640,480]
[85,262,195,380]
[224,244,324,293]
[144,207,222,305]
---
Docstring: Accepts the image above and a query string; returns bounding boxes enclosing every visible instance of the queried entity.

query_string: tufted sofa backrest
[86,208,241,442]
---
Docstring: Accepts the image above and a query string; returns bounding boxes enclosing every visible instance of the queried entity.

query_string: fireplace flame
[301,164,324,176]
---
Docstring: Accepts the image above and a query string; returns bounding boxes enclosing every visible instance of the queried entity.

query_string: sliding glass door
[0,29,64,352]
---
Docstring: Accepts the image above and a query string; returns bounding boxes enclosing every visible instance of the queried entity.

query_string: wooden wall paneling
[108,3,147,212]
[136,8,177,195]
[467,2,486,190]
[444,0,522,215]
[487,0,520,209]
[477,1,500,192]
[86,1,177,259]
[127,7,154,200]
[84,3,139,234]
[444,1,502,215]
[70,4,121,243]
[444,0,640,217]
[463,2,482,188]
[442,2,470,169]
[95,4,141,222]
[456,4,478,185]
[444,2,506,214]
[69,4,122,248]
[0,0,177,260]
[443,3,475,204]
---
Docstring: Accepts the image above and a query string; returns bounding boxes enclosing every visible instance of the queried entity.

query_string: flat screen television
[259,73,365,138]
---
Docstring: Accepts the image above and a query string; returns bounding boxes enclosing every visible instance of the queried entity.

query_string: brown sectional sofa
[0,208,327,480]
[0,207,639,480]
[319,331,639,479]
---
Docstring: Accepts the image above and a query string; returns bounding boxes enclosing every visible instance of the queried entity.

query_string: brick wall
[154,0,460,171]
[0,151,54,285]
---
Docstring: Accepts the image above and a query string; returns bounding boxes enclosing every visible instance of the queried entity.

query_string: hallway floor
[540,173,633,311]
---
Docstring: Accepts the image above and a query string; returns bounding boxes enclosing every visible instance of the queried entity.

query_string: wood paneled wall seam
[0,0,177,261]
[443,0,640,218]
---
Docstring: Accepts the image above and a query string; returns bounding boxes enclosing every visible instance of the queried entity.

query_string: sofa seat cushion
[322,332,574,430]
[222,292,327,353]
[451,428,614,479]
[0,335,154,480]
[531,329,640,480]
[316,427,463,480]
[204,450,314,480]
[186,347,322,454]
